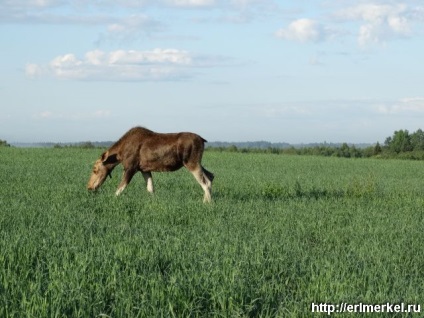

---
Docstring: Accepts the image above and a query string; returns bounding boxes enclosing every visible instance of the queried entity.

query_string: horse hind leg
[190,166,213,203]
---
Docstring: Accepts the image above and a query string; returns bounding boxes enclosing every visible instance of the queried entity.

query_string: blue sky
[1,0,424,143]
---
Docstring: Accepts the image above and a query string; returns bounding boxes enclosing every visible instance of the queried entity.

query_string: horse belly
[153,162,183,172]
[140,152,183,172]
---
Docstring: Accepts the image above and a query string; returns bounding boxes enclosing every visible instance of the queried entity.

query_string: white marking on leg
[146,178,154,193]
[203,181,212,203]
[142,172,154,194]
[191,168,212,203]
[115,185,126,196]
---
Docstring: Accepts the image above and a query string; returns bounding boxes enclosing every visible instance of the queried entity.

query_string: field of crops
[1,147,423,317]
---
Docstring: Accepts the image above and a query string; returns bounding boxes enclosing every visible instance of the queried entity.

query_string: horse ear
[101,152,118,164]
[101,151,109,162]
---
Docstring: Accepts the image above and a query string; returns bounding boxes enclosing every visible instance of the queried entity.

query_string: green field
[1,148,423,317]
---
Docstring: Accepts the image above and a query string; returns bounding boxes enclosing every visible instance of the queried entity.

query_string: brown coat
[87,127,214,202]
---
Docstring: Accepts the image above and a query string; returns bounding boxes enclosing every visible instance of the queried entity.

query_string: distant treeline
[206,129,424,160]
[5,129,424,160]
[206,142,379,158]
[0,139,11,147]
[52,141,112,149]
[11,141,113,149]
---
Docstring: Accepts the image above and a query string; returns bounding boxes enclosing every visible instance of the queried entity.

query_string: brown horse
[87,127,214,202]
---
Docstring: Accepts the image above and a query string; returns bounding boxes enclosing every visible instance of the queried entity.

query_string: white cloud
[0,0,274,24]
[26,48,233,81]
[103,14,164,42]
[112,0,216,7]
[273,3,424,48]
[34,109,112,120]
[335,4,412,46]
[85,50,105,66]
[254,98,424,121]
[376,97,424,114]
[166,0,215,7]
[275,18,334,43]
[25,63,43,78]
[107,48,192,65]
[2,0,60,9]
[39,111,54,118]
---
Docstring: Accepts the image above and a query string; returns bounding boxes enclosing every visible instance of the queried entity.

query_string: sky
[1,0,424,144]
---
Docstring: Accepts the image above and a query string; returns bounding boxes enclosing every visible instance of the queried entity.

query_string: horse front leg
[141,171,154,193]
[115,168,137,196]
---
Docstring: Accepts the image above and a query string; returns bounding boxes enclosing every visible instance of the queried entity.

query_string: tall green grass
[0,148,423,317]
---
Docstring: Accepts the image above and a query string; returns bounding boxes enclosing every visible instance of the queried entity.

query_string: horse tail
[202,167,214,182]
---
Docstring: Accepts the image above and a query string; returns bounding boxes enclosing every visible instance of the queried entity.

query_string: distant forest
[4,129,424,160]
[207,129,424,160]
